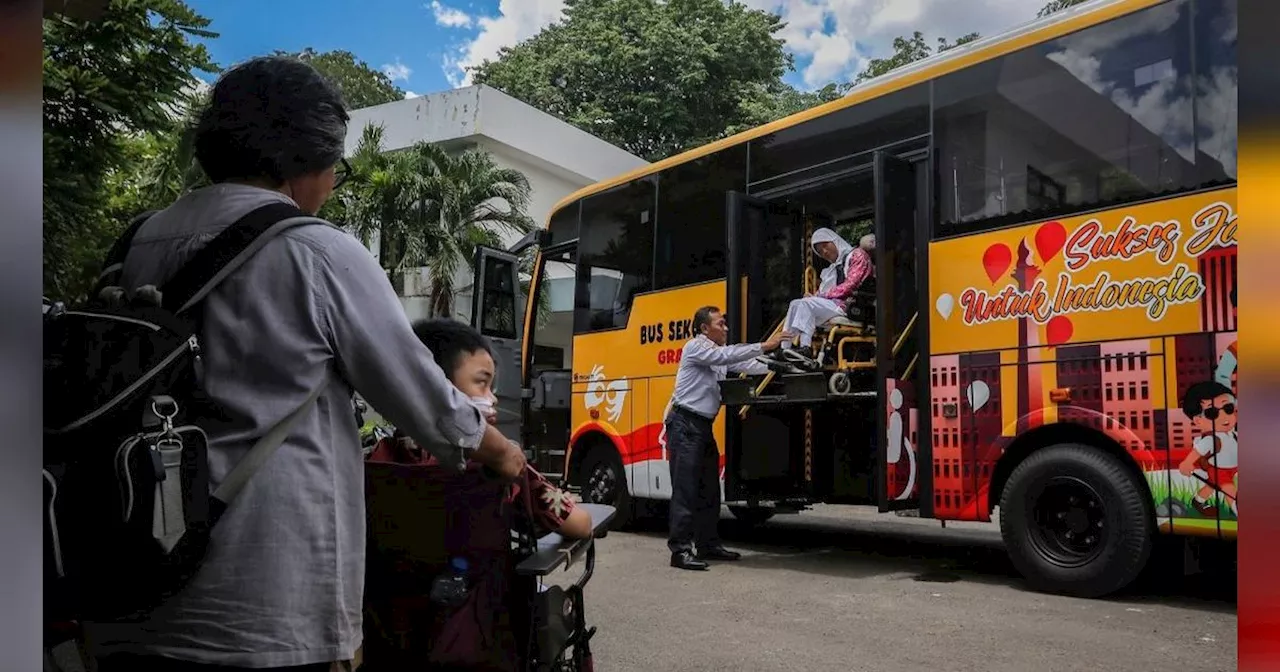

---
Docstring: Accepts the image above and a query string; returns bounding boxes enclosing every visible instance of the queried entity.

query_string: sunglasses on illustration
[1202,403,1236,421]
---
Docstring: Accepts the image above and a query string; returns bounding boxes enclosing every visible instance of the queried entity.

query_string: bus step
[719,372,828,406]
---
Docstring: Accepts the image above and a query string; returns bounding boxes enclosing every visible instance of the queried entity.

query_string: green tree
[1038,0,1090,17]
[850,30,981,86]
[471,0,792,160]
[102,46,405,261]
[730,80,843,133]
[109,85,213,219]
[43,0,216,301]
[279,48,405,109]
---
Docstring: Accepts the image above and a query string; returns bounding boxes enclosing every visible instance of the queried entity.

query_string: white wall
[344,84,649,324]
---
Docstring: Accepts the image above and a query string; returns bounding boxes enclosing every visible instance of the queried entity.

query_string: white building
[345,84,648,322]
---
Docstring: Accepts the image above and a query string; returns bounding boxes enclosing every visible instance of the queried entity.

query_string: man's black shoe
[670,551,709,571]
[697,547,742,561]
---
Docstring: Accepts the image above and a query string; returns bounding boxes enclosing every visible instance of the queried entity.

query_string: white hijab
[811,227,854,294]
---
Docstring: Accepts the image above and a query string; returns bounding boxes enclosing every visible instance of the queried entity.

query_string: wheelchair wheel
[828,372,853,395]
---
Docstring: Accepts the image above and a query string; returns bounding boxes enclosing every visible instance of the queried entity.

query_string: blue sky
[186,0,1048,98]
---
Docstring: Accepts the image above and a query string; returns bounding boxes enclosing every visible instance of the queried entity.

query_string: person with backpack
[55,55,527,672]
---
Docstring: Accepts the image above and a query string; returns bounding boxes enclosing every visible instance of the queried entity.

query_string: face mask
[470,396,498,423]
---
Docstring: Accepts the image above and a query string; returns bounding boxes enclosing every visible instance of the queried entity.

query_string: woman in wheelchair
[770,228,875,369]
[361,319,600,671]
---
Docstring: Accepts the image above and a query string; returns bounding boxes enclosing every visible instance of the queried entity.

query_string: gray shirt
[668,335,769,420]
[83,184,486,667]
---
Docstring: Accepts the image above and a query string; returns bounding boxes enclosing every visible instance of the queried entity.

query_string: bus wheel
[728,506,775,527]
[999,442,1154,598]
[580,448,631,529]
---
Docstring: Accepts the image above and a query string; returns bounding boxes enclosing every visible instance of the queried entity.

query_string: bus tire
[728,506,775,527]
[579,447,632,529]
[998,442,1153,599]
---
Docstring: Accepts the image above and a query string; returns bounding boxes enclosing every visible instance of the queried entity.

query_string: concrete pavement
[568,505,1236,672]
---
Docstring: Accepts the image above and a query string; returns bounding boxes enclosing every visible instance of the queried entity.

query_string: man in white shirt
[665,306,787,570]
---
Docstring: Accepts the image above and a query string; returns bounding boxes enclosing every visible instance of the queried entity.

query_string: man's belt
[672,404,715,423]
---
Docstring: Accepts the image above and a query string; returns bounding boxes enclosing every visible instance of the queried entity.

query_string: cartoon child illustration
[1214,288,1237,396]
[1177,381,1238,517]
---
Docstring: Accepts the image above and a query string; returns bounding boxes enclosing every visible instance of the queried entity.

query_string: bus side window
[653,145,747,290]
[575,178,656,334]
[1193,0,1237,185]
[933,0,1211,238]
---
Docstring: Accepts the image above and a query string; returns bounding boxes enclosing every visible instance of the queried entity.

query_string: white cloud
[429,0,474,28]
[435,0,1049,90]
[381,60,413,82]
[439,0,567,87]
[404,90,419,99]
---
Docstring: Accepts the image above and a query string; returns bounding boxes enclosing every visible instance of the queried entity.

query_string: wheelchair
[807,284,877,390]
[362,445,615,672]
[745,283,880,406]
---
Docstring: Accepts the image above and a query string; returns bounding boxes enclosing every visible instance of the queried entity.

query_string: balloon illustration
[1046,315,1074,347]
[982,243,1013,284]
[966,380,991,412]
[1035,221,1067,263]
[935,293,955,321]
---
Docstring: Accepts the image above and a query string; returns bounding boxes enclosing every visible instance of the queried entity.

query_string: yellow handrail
[891,312,918,358]
[736,318,786,420]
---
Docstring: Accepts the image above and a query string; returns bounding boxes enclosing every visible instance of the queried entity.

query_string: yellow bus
[469,0,1236,597]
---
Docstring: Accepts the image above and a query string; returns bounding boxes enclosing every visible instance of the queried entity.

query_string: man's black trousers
[665,407,723,555]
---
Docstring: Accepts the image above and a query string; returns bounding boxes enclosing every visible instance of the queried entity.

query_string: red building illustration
[1100,340,1161,467]
[1198,245,1237,333]
[962,351,1003,495]
[1056,344,1103,432]
[1168,334,1216,459]
[929,355,964,517]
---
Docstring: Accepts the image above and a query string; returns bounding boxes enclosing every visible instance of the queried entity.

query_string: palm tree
[419,147,535,318]
[340,122,535,311]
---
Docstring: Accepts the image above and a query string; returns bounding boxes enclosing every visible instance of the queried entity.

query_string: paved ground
[564,505,1236,672]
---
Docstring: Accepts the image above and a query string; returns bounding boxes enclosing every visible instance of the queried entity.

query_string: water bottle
[430,557,470,608]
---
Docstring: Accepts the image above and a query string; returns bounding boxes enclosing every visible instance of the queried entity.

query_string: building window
[653,145,748,290]
[574,178,656,333]
[934,0,1209,236]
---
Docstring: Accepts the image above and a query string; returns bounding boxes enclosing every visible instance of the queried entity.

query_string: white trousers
[782,297,845,347]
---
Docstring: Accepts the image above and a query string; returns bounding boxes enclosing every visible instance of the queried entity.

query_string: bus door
[873,151,926,512]
[521,242,577,482]
[723,191,816,503]
[470,245,525,450]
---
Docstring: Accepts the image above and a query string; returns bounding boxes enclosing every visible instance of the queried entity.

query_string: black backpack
[43,202,328,623]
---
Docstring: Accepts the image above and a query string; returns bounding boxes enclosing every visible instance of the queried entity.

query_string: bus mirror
[507,229,552,256]
[471,245,521,340]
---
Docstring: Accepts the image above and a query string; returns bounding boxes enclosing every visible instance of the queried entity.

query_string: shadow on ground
[619,508,1236,613]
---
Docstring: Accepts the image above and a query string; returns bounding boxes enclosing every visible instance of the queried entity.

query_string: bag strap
[160,201,326,314]
[212,378,327,504]
[95,210,158,292]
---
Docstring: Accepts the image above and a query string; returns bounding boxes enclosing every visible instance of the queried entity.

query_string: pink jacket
[820,247,874,303]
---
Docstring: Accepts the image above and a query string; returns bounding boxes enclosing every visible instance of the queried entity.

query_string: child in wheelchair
[361,319,610,672]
